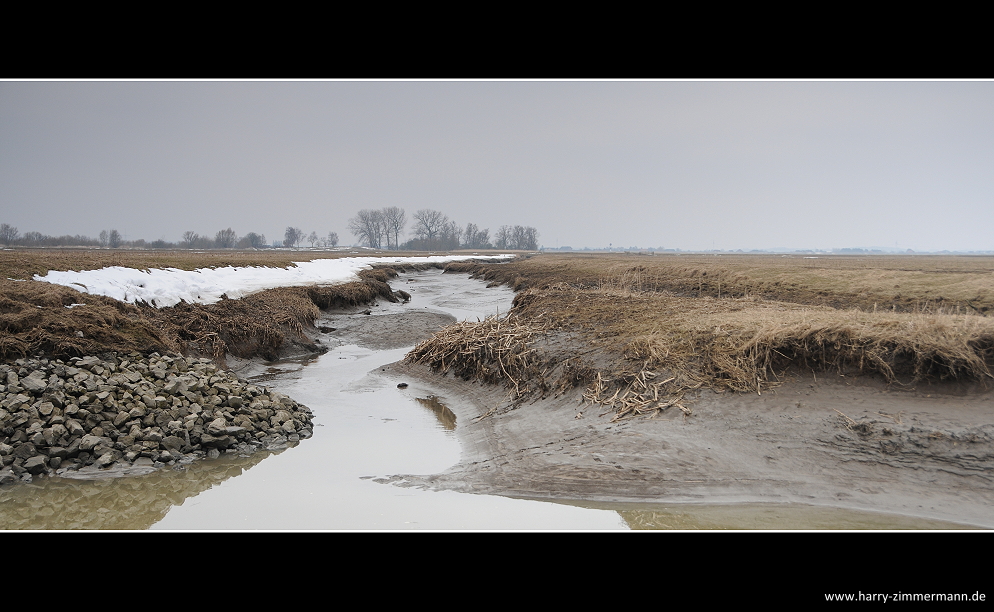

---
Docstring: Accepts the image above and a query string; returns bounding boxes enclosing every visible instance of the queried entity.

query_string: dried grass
[407,280,994,421]
[422,254,994,419]
[406,314,547,400]
[0,249,500,365]
[625,304,994,394]
[0,273,412,365]
[461,253,994,314]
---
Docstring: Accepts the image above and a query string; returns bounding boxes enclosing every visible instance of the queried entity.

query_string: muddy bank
[382,359,994,528]
[0,265,436,364]
[377,258,994,527]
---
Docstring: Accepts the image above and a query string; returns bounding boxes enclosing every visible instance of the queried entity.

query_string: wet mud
[381,359,994,528]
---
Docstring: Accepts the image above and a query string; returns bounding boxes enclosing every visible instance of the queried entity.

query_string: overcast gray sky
[2,80,991,252]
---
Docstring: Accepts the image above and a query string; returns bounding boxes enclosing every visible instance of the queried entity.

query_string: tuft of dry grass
[0,278,174,360]
[406,314,547,400]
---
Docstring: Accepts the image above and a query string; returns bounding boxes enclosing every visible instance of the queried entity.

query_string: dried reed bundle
[405,314,548,399]
[582,369,695,421]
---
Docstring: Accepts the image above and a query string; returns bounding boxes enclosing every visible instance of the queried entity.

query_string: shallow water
[0,270,978,530]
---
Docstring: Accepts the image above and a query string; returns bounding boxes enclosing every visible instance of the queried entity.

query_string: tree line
[348,208,539,251]
[0,223,338,251]
[1,211,540,251]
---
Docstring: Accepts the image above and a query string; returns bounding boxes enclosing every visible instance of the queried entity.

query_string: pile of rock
[0,353,313,485]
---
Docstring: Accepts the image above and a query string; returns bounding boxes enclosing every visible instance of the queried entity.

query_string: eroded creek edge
[377,358,994,529]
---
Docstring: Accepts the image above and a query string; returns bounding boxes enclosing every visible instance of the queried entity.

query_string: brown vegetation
[7,249,993,424]
[0,250,517,366]
[0,276,402,365]
[0,249,359,281]
[449,253,994,314]
[0,251,423,365]
[410,254,994,421]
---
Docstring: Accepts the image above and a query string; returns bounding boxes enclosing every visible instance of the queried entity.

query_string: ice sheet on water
[34,254,513,308]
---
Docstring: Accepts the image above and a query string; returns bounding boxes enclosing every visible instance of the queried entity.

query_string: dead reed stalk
[405,314,549,400]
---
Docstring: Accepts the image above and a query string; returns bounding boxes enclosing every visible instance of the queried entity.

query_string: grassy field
[411,253,994,419]
[449,252,994,314]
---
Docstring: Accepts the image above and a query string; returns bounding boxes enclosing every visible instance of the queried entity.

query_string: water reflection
[567,501,978,530]
[414,396,457,430]
[0,447,292,530]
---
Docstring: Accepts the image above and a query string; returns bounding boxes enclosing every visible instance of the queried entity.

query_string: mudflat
[384,359,994,528]
[379,253,994,528]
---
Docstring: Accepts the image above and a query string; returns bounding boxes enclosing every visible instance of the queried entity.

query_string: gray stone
[12,442,38,459]
[207,417,228,435]
[0,352,314,486]
[161,435,185,451]
[79,434,103,451]
[24,455,49,474]
[20,372,48,393]
[95,451,119,467]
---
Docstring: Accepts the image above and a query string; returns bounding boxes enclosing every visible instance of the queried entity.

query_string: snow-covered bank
[33,255,513,308]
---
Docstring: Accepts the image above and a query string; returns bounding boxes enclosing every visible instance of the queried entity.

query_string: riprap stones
[0,352,313,485]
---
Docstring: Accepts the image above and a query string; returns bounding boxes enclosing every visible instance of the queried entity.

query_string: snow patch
[34,255,513,308]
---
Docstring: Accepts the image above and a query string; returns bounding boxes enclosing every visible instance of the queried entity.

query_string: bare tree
[307,231,319,247]
[284,226,304,248]
[440,220,462,250]
[494,225,511,249]
[510,226,528,250]
[348,209,385,248]
[182,231,198,248]
[99,230,108,247]
[108,229,122,248]
[413,209,448,245]
[239,232,266,249]
[522,226,539,250]
[326,232,339,247]
[381,207,406,250]
[215,228,237,248]
[462,223,491,249]
[493,225,538,250]
[0,224,19,245]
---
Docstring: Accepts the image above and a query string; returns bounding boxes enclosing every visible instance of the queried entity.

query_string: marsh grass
[0,265,411,363]
[8,249,994,422]
[409,254,994,420]
[453,253,994,314]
